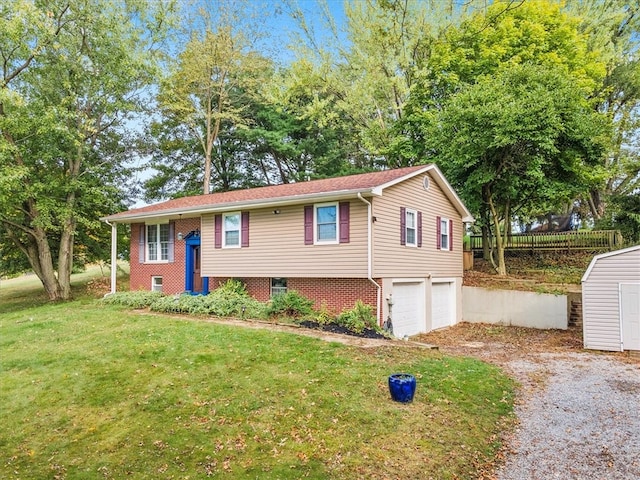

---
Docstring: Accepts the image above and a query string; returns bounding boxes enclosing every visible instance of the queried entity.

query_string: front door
[192,245,202,293]
[184,230,209,295]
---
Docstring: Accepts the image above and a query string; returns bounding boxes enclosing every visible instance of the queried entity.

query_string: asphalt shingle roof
[105,165,429,221]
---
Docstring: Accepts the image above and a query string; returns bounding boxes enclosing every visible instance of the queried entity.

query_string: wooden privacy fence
[469,230,623,253]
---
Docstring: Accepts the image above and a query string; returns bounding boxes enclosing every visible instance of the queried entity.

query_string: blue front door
[184,231,209,295]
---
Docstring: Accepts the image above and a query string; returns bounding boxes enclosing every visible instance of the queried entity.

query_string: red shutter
[400,207,406,245]
[449,219,454,251]
[339,202,350,243]
[304,206,313,245]
[138,224,145,263]
[241,212,250,247]
[417,211,423,247]
[214,214,222,249]
[436,216,441,250]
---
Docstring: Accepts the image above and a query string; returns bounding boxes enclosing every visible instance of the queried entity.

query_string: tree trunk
[31,227,65,301]
[487,190,507,276]
[57,214,76,300]
[481,224,491,261]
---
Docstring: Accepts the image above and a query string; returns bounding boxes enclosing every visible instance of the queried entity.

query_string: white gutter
[357,193,382,326]
[104,220,118,295]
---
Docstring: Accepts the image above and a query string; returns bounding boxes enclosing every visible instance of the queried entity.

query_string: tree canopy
[0,0,173,298]
[2,0,637,294]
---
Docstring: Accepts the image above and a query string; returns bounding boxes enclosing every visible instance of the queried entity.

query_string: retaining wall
[462,286,567,330]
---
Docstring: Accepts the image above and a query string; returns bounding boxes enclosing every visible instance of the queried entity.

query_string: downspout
[104,220,118,295]
[357,193,382,326]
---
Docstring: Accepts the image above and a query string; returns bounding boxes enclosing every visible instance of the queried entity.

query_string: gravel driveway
[415,324,640,480]
[495,352,640,480]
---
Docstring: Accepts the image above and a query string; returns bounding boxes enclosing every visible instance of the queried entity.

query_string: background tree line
[1,0,638,298]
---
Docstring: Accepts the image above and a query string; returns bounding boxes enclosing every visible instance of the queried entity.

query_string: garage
[431,281,454,330]
[582,245,640,352]
[391,281,425,338]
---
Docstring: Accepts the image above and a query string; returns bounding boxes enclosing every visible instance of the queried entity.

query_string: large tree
[0,0,170,300]
[150,0,271,196]
[428,64,609,275]
[567,0,639,232]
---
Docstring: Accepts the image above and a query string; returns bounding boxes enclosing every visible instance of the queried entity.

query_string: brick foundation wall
[213,276,379,319]
[130,218,203,294]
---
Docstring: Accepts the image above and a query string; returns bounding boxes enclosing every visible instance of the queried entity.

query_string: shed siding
[583,248,640,351]
[201,201,369,278]
[372,172,463,278]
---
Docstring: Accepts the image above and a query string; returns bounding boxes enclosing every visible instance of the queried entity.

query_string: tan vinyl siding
[582,248,640,351]
[201,201,369,278]
[372,172,463,278]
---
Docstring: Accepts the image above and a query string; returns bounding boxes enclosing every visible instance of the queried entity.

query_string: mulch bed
[298,320,389,339]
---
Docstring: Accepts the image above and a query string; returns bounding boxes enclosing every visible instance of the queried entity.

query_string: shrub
[205,280,264,318]
[313,302,336,326]
[101,290,163,309]
[336,300,379,334]
[266,290,314,318]
[148,280,265,318]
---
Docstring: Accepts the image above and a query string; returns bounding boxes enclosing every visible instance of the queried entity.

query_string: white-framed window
[440,217,450,251]
[271,278,288,297]
[405,209,417,247]
[151,276,163,292]
[147,223,170,261]
[223,212,241,248]
[315,202,338,244]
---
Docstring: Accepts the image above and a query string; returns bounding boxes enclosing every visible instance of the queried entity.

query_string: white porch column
[110,221,117,294]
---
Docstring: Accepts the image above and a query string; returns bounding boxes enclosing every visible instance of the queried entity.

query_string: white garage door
[392,282,425,338]
[621,284,640,351]
[432,282,454,330]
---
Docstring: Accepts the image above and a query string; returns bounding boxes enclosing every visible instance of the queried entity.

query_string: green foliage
[337,300,380,334]
[0,0,173,299]
[313,302,337,326]
[265,290,314,318]
[596,193,640,244]
[428,62,610,274]
[205,279,265,318]
[101,290,163,309]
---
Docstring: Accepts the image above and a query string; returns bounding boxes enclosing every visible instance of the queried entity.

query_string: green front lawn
[0,276,515,479]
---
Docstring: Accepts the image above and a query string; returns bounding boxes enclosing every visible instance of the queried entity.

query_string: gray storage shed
[581,245,640,352]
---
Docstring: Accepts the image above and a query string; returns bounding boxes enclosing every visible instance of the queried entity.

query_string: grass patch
[0,300,515,479]
[0,262,129,313]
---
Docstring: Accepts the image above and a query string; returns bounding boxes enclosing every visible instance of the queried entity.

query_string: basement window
[151,276,163,292]
[271,278,288,297]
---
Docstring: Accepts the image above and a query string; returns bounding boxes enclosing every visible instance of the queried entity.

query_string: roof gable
[103,164,473,223]
[581,245,640,283]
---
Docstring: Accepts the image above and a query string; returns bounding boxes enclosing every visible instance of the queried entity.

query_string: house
[102,164,474,337]
[581,245,640,352]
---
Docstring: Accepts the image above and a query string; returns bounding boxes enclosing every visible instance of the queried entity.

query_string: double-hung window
[439,217,451,251]
[223,212,241,247]
[315,203,338,243]
[147,223,170,261]
[304,202,349,245]
[405,209,417,247]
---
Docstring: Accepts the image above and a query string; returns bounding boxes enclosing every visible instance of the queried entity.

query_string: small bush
[102,290,163,309]
[336,300,379,334]
[313,302,336,325]
[206,280,264,318]
[266,290,314,318]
